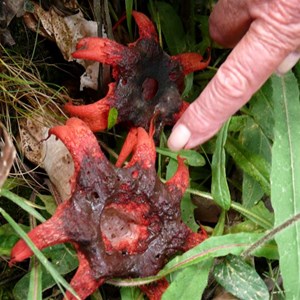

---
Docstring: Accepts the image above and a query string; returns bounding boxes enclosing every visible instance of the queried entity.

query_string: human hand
[167,0,300,150]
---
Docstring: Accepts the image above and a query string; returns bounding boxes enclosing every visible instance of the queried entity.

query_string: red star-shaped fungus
[10,118,206,300]
[65,11,210,133]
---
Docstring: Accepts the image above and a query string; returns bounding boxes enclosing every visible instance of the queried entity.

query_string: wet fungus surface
[10,118,206,300]
[65,11,210,133]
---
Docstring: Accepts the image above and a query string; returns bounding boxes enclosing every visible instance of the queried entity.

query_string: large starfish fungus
[65,11,210,133]
[10,118,206,299]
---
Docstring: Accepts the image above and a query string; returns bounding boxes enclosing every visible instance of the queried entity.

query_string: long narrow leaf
[226,136,270,195]
[271,71,300,299]
[211,120,231,210]
[125,0,133,39]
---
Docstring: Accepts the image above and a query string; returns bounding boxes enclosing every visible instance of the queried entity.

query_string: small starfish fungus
[65,11,210,132]
[10,118,207,300]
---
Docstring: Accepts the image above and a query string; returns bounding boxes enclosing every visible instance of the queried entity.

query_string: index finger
[168,0,300,150]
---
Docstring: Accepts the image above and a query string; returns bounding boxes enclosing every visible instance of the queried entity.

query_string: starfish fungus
[65,11,210,133]
[10,118,206,299]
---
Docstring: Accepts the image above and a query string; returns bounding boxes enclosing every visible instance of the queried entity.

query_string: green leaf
[13,244,78,299]
[225,136,270,195]
[0,223,29,256]
[231,201,274,230]
[149,1,186,54]
[2,178,25,190]
[213,255,269,300]
[242,174,264,208]
[180,193,198,232]
[271,71,300,299]
[165,156,178,181]
[125,0,133,39]
[211,120,231,210]
[162,232,277,274]
[107,107,118,130]
[294,61,300,85]
[194,15,211,54]
[165,159,199,231]
[240,116,272,207]
[163,259,213,300]
[182,73,194,98]
[212,210,226,236]
[228,115,248,132]
[156,147,205,167]
[227,220,262,234]
[37,194,57,215]
[120,286,143,300]
[28,258,42,300]
[239,79,273,206]
[249,79,274,141]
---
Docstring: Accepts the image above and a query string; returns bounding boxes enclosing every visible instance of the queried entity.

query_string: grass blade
[0,189,45,223]
[0,208,79,300]
[28,257,42,300]
[271,71,300,299]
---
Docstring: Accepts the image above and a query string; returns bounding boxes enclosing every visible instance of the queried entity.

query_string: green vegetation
[1,1,299,299]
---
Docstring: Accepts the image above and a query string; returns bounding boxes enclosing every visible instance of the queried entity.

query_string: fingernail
[276,51,300,75]
[167,124,191,151]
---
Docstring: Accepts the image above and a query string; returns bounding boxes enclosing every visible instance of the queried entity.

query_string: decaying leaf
[23,2,101,90]
[0,0,24,45]
[18,116,74,201]
[0,123,16,188]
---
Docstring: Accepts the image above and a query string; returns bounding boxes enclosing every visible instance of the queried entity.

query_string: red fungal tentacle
[166,156,189,195]
[65,248,105,300]
[126,127,156,169]
[115,128,138,167]
[182,227,208,252]
[10,202,70,265]
[116,127,156,169]
[72,37,139,66]
[140,278,169,300]
[64,82,115,132]
[172,101,189,123]
[50,118,105,191]
[64,98,110,132]
[172,52,211,75]
[131,11,158,43]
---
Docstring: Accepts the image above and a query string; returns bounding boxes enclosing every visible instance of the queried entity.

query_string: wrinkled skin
[65,11,209,134]
[10,118,206,300]
[168,0,300,150]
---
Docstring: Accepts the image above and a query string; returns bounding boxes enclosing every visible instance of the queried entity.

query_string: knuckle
[259,0,300,50]
[213,62,250,103]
